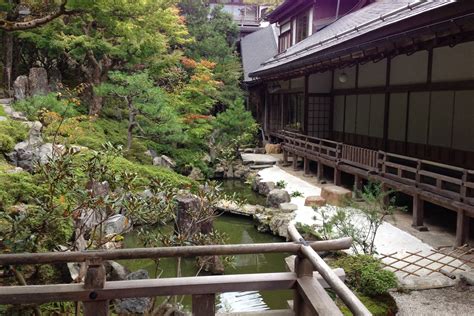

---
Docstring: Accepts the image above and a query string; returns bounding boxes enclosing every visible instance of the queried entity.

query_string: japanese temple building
[241,0,474,246]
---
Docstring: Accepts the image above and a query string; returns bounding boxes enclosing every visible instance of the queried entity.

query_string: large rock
[279,202,298,213]
[188,167,205,181]
[321,185,352,206]
[105,261,130,281]
[28,67,49,96]
[269,212,295,239]
[13,75,29,100]
[264,143,281,154]
[266,189,290,208]
[114,270,152,314]
[304,196,327,207]
[153,154,176,169]
[104,214,132,235]
[7,142,64,172]
[257,181,275,196]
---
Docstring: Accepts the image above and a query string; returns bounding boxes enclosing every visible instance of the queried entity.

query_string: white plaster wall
[358,59,387,88]
[356,94,370,136]
[369,94,385,138]
[290,77,305,90]
[432,41,474,82]
[390,51,428,85]
[308,72,332,93]
[388,93,408,142]
[345,95,357,134]
[333,95,345,132]
[428,91,454,148]
[407,92,430,144]
[452,90,474,152]
[334,66,357,89]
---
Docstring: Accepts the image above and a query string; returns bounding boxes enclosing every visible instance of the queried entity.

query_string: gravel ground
[392,287,474,315]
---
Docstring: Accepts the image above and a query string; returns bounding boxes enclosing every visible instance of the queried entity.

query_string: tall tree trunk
[127,98,137,151]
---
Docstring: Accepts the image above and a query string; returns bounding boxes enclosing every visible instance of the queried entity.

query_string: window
[278,22,291,53]
[285,93,304,131]
[295,12,309,43]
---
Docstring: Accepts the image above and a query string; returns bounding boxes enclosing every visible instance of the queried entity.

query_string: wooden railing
[0,226,371,316]
[273,130,474,206]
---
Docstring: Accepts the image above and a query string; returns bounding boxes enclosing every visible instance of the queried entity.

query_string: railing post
[293,154,299,170]
[293,255,314,316]
[192,293,216,316]
[412,194,426,230]
[304,157,311,177]
[83,259,108,316]
[456,209,470,247]
[334,167,341,186]
[283,149,289,165]
[316,162,322,182]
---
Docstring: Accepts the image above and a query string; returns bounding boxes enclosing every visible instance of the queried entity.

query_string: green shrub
[338,293,397,316]
[0,134,14,153]
[0,120,29,143]
[0,170,43,209]
[331,254,397,297]
[0,106,6,117]
[12,93,82,119]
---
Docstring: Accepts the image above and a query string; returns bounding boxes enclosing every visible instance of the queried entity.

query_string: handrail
[288,226,371,316]
[0,239,353,266]
[0,228,363,315]
[276,130,474,206]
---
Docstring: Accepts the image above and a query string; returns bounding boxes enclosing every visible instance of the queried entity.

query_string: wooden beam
[304,74,309,134]
[193,294,216,316]
[304,157,311,176]
[0,239,353,266]
[412,194,425,228]
[293,256,314,316]
[0,273,297,305]
[83,262,108,316]
[297,276,343,316]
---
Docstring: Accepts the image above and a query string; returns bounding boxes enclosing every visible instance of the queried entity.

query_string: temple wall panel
[388,93,408,142]
[428,91,454,148]
[453,90,474,152]
[333,95,345,132]
[369,94,385,138]
[390,51,428,85]
[308,72,332,93]
[344,95,357,134]
[407,92,430,144]
[432,41,474,82]
[333,66,356,89]
[358,59,387,87]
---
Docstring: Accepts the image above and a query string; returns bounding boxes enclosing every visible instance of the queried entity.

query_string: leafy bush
[291,191,303,198]
[0,170,43,209]
[338,293,397,316]
[12,93,82,120]
[0,134,14,153]
[0,119,29,143]
[331,254,397,297]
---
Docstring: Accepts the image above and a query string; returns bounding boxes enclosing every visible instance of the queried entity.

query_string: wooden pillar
[334,167,341,186]
[283,150,289,165]
[353,175,363,197]
[412,194,425,229]
[293,256,313,316]
[293,154,299,170]
[83,260,108,316]
[304,158,311,177]
[316,162,322,182]
[192,294,216,316]
[303,74,309,134]
[456,209,470,247]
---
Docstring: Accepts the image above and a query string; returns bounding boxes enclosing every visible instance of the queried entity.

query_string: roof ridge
[261,0,431,68]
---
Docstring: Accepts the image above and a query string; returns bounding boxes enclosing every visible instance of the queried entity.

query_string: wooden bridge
[0,226,370,316]
[273,130,474,246]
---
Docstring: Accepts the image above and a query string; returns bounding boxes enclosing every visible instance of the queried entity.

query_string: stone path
[241,153,279,166]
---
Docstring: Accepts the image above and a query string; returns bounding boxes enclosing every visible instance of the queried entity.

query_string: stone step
[241,153,279,166]
[250,164,274,170]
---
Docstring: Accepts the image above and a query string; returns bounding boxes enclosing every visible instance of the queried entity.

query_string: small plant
[276,180,287,189]
[331,254,398,297]
[291,191,303,198]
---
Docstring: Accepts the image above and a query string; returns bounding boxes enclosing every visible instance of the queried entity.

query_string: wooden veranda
[0,226,371,316]
[272,130,473,247]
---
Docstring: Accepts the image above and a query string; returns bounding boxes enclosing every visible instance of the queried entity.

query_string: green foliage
[0,169,42,210]
[0,119,29,143]
[332,255,398,297]
[291,191,304,198]
[276,180,287,189]
[0,134,14,153]
[12,93,82,120]
[339,293,397,316]
[180,1,243,108]
[213,98,258,146]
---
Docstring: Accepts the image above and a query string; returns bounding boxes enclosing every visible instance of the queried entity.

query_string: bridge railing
[0,225,371,316]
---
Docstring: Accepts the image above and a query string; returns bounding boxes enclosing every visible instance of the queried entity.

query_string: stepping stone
[0,98,13,104]
[304,196,326,207]
[241,153,279,165]
[321,185,352,206]
[279,202,298,213]
[250,164,274,170]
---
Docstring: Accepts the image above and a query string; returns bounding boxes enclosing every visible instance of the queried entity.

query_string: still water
[121,214,292,312]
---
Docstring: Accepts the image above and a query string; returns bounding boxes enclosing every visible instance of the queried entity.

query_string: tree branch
[0,0,80,32]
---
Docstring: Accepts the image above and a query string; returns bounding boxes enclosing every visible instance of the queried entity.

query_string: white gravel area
[392,287,474,316]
